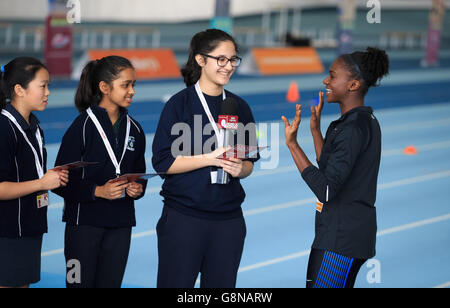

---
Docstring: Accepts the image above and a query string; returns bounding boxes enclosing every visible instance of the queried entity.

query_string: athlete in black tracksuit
[282,47,389,288]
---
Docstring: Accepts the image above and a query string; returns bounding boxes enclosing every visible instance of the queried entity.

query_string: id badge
[316,199,323,213]
[210,171,218,184]
[119,189,126,199]
[37,191,49,208]
[115,174,127,199]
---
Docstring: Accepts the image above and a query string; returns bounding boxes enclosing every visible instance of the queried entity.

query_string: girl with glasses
[152,29,259,288]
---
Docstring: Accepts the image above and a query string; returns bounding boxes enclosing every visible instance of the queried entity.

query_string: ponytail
[181,52,202,88]
[75,60,101,112]
[75,56,134,112]
[181,29,239,87]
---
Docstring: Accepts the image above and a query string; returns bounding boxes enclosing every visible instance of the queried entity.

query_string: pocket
[315,209,329,235]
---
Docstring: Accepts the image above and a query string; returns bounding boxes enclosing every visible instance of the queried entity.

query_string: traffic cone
[286,81,300,103]
[403,145,418,155]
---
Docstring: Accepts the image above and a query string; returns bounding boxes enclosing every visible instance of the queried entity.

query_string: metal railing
[0,23,161,52]
[0,22,442,53]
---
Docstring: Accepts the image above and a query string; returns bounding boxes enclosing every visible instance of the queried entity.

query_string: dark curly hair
[339,47,390,96]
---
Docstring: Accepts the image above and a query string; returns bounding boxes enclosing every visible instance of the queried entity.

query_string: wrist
[94,185,104,198]
[36,178,45,191]
[202,153,219,167]
[311,127,321,134]
[286,140,299,148]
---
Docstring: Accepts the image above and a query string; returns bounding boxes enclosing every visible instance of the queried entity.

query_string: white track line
[376,213,450,237]
[378,170,450,190]
[238,250,311,273]
[434,281,450,288]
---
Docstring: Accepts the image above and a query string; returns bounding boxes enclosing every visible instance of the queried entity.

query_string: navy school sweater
[0,104,47,238]
[152,86,260,220]
[53,105,147,228]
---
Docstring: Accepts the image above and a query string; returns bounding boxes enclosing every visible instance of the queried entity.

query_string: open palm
[281,104,302,145]
[310,91,324,132]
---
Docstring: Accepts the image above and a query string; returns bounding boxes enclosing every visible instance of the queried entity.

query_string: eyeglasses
[201,54,242,67]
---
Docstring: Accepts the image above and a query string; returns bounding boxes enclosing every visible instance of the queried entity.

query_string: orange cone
[403,145,418,155]
[286,81,300,103]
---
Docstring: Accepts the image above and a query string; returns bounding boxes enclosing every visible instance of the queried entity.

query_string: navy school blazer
[53,105,147,228]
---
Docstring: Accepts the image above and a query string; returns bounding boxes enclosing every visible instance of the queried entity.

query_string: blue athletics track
[33,51,450,288]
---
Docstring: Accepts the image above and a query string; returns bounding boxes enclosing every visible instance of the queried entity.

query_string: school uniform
[152,85,259,288]
[0,104,47,287]
[301,106,381,288]
[53,105,147,288]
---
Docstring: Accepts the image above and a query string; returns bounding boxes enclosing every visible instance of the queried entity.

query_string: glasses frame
[200,53,242,68]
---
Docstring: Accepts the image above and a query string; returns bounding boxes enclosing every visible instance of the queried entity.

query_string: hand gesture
[281,104,301,146]
[310,91,324,133]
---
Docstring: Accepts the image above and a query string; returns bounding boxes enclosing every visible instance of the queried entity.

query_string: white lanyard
[1,110,44,179]
[86,108,130,176]
[195,81,226,145]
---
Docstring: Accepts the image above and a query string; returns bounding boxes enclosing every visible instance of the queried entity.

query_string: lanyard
[194,81,226,145]
[86,108,130,176]
[1,110,44,179]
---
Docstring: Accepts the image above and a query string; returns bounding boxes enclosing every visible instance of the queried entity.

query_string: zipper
[76,156,87,226]
[15,157,22,237]
[76,203,80,225]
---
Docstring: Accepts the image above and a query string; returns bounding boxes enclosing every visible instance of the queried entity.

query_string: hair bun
[362,47,390,87]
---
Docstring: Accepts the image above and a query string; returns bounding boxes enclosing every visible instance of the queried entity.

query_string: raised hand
[281,104,302,146]
[310,91,324,133]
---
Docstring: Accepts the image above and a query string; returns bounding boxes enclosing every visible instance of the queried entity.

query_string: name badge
[37,192,49,208]
[210,171,218,184]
